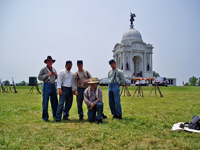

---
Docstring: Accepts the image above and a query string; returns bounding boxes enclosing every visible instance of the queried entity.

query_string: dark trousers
[56,87,73,120]
[42,82,58,121]
[76,88,86,119]
[108,83,122,116]
[87,102,103,122]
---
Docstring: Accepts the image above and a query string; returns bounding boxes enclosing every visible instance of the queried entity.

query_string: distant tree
[2,80,10,85]
[189,76,198,86]
[184,82,190,86]
[19,81,27,86]
[153,71,160,78]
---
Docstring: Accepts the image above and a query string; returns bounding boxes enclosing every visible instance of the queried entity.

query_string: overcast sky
[0,0,200,85]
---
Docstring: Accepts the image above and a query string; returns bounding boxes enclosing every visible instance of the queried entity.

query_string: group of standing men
[38,56,126,124]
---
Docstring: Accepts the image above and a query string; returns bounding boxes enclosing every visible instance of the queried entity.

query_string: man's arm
[92,88,103,105]
[72,73,78,92]
[119,71,126,85]
[83,88,91,106]
[88,71,92,78]
[38,68,48,81]
[57,70,63,89]
[53,68,58,79]
[84,71,92,84]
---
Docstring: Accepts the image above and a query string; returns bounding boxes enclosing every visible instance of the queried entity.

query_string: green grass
[0,86,200,149]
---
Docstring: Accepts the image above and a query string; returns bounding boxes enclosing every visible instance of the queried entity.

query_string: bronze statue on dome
[130,13,136,25]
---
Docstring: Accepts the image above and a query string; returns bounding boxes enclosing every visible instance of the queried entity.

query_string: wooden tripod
[149,83,163,97]
[28,81,41,94]
[133,84,144,97]
[120,85,131,96]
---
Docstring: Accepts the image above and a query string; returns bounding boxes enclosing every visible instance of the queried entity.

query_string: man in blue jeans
[38,56,58,121]
[84,78,104,124]
[56,60,73,122]
[108,59,126,120]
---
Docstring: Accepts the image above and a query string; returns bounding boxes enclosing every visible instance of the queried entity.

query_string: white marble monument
[112,13,153,78]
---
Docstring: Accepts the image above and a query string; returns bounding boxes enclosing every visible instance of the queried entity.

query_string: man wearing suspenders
[84,78,104,124]
[72,60,92,120]
[38,56,58,121]
[56,61,73,122]
[108,59,126,120]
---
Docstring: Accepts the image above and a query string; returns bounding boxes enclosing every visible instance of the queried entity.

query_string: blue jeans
[108,83,122,116]
[76,88,86,119]
[87,102,103,122]
[42,82,58,121]
[56,87,73,120]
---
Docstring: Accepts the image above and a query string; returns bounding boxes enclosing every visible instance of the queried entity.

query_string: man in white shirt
[56,61,73,122]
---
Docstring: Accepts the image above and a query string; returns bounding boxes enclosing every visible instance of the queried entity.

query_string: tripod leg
[138,85,142,97]
[141,86,144,97]
[28,86,34,94]
[120,86,124,96]
[124,86,125,96]
[149,87,154,97]
[10,86,12,93]
[36,85,41,94]
[137,86,140,97]
[126,86,131,96]
[157,86,163,97]
[133,86,138,97]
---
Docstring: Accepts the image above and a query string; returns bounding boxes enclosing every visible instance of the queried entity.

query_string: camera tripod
[149,83,163,97]
[133,83,144,97]
[120,85,131,96]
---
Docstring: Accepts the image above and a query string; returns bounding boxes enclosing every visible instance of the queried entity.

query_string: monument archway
[133,56,142,75]
[118,57,121,69]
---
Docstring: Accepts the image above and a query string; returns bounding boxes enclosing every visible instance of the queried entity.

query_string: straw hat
[88,78,99,84]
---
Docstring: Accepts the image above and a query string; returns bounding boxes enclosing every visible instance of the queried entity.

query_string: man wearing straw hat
[38,56,58,121]
[84,78,104,124]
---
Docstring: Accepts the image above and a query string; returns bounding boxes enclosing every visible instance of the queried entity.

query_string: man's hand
[53,72,57,77]
[84,80,88,84]
[47,72,52,77]
[59,88,63,95]
[74,91,79,96]
[89,103,95,110]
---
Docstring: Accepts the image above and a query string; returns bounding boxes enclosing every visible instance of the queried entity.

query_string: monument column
[143,52,147,72]
[113,54,116,62]
[150,53,152,71]
[120,52,123,70]
[130,51,133,72]
[123,51,126,71]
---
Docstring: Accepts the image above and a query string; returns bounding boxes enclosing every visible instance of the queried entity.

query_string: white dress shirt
[57,69,73,89]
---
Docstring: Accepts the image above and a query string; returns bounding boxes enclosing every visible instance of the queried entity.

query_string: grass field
[0,86,200,149]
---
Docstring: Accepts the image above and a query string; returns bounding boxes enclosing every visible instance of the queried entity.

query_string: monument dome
[112,13,154,78]
[122,25,143,42]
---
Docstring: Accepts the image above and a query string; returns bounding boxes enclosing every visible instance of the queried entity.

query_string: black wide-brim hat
[44,56,56,64]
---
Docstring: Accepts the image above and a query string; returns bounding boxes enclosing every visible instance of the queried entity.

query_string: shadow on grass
[44,117,136,125]
[47,118,110,124]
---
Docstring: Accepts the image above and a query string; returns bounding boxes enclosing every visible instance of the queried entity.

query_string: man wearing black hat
[56,61,73,122]
[108,59,126,120]
[72,60,92,120]
[38,56,58,121]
